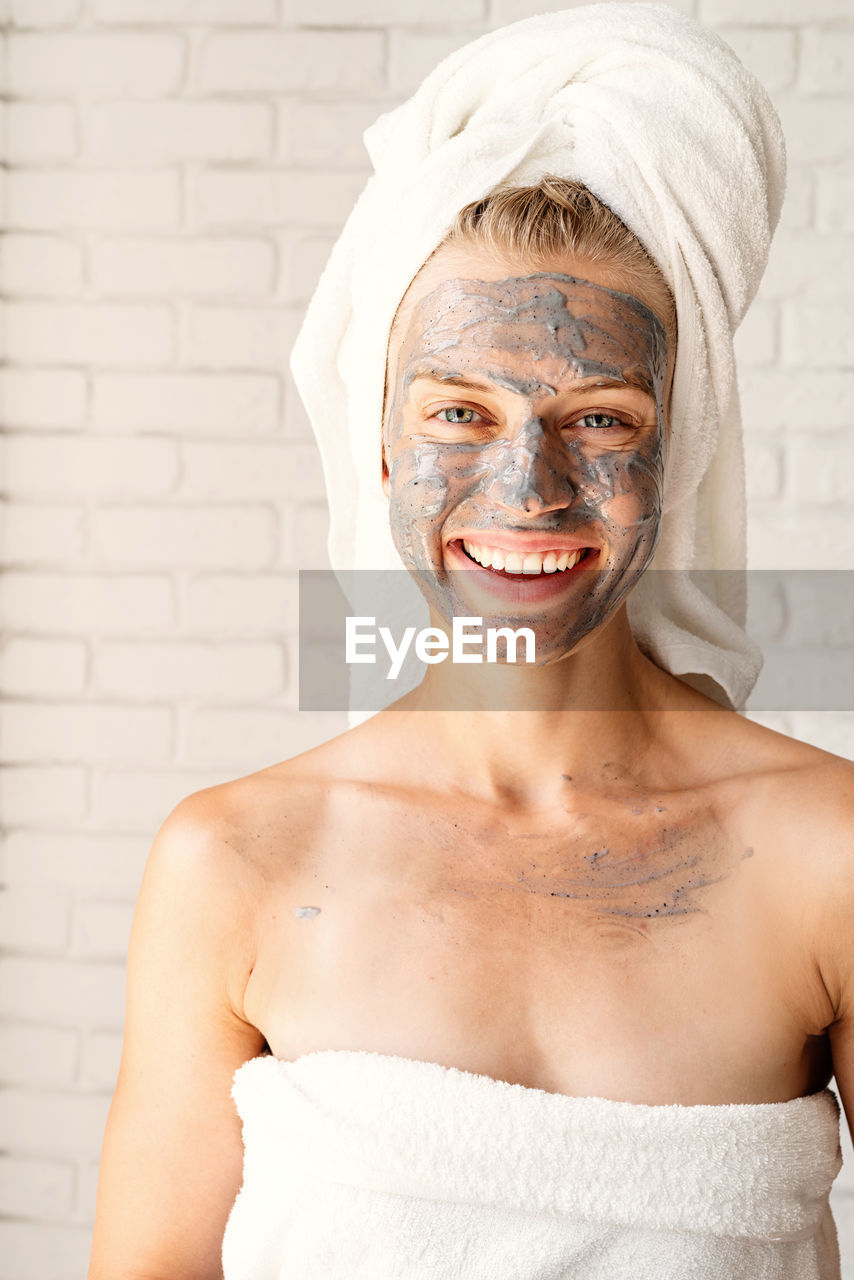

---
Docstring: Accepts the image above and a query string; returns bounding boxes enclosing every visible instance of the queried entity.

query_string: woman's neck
[389,607,695,810]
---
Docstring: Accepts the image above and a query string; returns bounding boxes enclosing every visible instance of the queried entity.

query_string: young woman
[87,7,852,1279]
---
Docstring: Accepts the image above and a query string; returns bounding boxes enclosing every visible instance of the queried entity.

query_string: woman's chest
[243,793,833,1104]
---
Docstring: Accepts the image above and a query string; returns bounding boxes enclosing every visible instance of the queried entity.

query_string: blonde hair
[443,176,676,349]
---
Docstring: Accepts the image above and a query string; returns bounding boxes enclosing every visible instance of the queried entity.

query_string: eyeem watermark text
[346,616,536,680]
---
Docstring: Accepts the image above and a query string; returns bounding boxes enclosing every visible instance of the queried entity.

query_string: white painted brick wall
[1,234,84,295]
[0,768,89,827]
[0,1025,79,1087]
[5,301,175,365]
[90,237,275,296]
[90,767,230,831]
[90,504,277,567]
[81,100,274,163]
[92,640,284,701]
[197,31,385,93]
[186,303,301,367]
[91,371,280,435]
[0,1157,75,1220]
[5,435,179,496]
[1,369,88,427]
[193,167,368,228]
[92,0,277,19]
[0,572,176,632]
[7,169,183,229]
[7,33,185,97]
[9,0,81,24]
[183,572,300,631]
[2,502,87,563]
[5,103,76,162]
[1,2,852,1274]
[0,639,88,696]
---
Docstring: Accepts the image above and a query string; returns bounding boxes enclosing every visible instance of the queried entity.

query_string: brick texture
[4,435,179,497]
[91,0,275,19]
[0,1156,75,1220]
[81,100,273,163]
[2,3,853,1273]
[91,372,279,435]
[198,31,385,93]
[6,103,77,162]
[0,572,175,633]
[0,767,89,826]
[296,0,486,21]
[90,237,275,297]
[0,639,88,697]
[817,165,854,234]
[6,302,175,366]
[2,235,84,295]
[2,502,87,564]
[0,369,88,429]
[90,505,277,568]
[7,170,182,230]
[7,33,185,98]
[0,1024,79,1087]
[10,0,82,23]
[0,1221,92,1280]
[91,767,230,831]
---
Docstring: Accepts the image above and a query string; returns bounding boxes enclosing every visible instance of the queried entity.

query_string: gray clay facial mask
[384,273,669,663]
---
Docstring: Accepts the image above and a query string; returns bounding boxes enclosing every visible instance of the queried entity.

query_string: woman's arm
[829,931,854,1147]
[87,793,266,1280]
[814,774,854,1146]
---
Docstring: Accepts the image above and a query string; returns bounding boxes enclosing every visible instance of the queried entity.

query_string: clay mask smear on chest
[384,273,668,663]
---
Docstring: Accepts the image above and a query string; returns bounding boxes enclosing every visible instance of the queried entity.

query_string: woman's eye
[436,406,480,424]
[577,412,623,430]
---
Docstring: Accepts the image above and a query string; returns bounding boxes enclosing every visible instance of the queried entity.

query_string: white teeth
[461,540,584,575]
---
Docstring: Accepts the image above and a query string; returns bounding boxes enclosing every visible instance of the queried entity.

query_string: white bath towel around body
[290,2,787,709]
[222,1051,842,1279]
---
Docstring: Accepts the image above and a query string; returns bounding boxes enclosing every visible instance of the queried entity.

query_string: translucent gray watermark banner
[298,569,854,712]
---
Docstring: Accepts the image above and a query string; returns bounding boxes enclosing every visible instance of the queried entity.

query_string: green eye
[580,412,621,429]
[437,406,477,424]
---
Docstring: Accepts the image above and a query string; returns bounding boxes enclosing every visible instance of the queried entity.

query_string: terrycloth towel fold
[222,1051,842,1279]
[290,3,787,709]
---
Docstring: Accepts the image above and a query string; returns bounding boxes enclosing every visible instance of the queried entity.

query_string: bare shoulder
[151,720,379,898]
[718,715,854,1007]
[720,714,854,845]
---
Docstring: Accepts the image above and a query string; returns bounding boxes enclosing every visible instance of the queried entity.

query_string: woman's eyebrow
[405,369,496,394]
[406,367,657,399]
[586,370,656,397]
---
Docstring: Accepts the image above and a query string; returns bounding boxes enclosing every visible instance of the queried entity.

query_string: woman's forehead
[388,243,673,399]
[392,257,669,408]
[408,273,664,359]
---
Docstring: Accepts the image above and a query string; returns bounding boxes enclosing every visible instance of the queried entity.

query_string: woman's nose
[484,417,574,515]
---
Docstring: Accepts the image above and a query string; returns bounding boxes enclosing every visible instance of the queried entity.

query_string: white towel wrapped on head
[290,1,787,709]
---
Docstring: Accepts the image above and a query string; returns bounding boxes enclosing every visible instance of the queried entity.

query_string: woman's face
[382,244,672,664]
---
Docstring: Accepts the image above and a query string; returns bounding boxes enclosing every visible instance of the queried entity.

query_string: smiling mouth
[454,538,597,578]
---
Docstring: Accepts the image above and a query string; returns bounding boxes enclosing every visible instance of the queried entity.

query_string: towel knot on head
[291,1,786,709]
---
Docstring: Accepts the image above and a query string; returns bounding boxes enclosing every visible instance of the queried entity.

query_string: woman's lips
[443,537,599,608]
